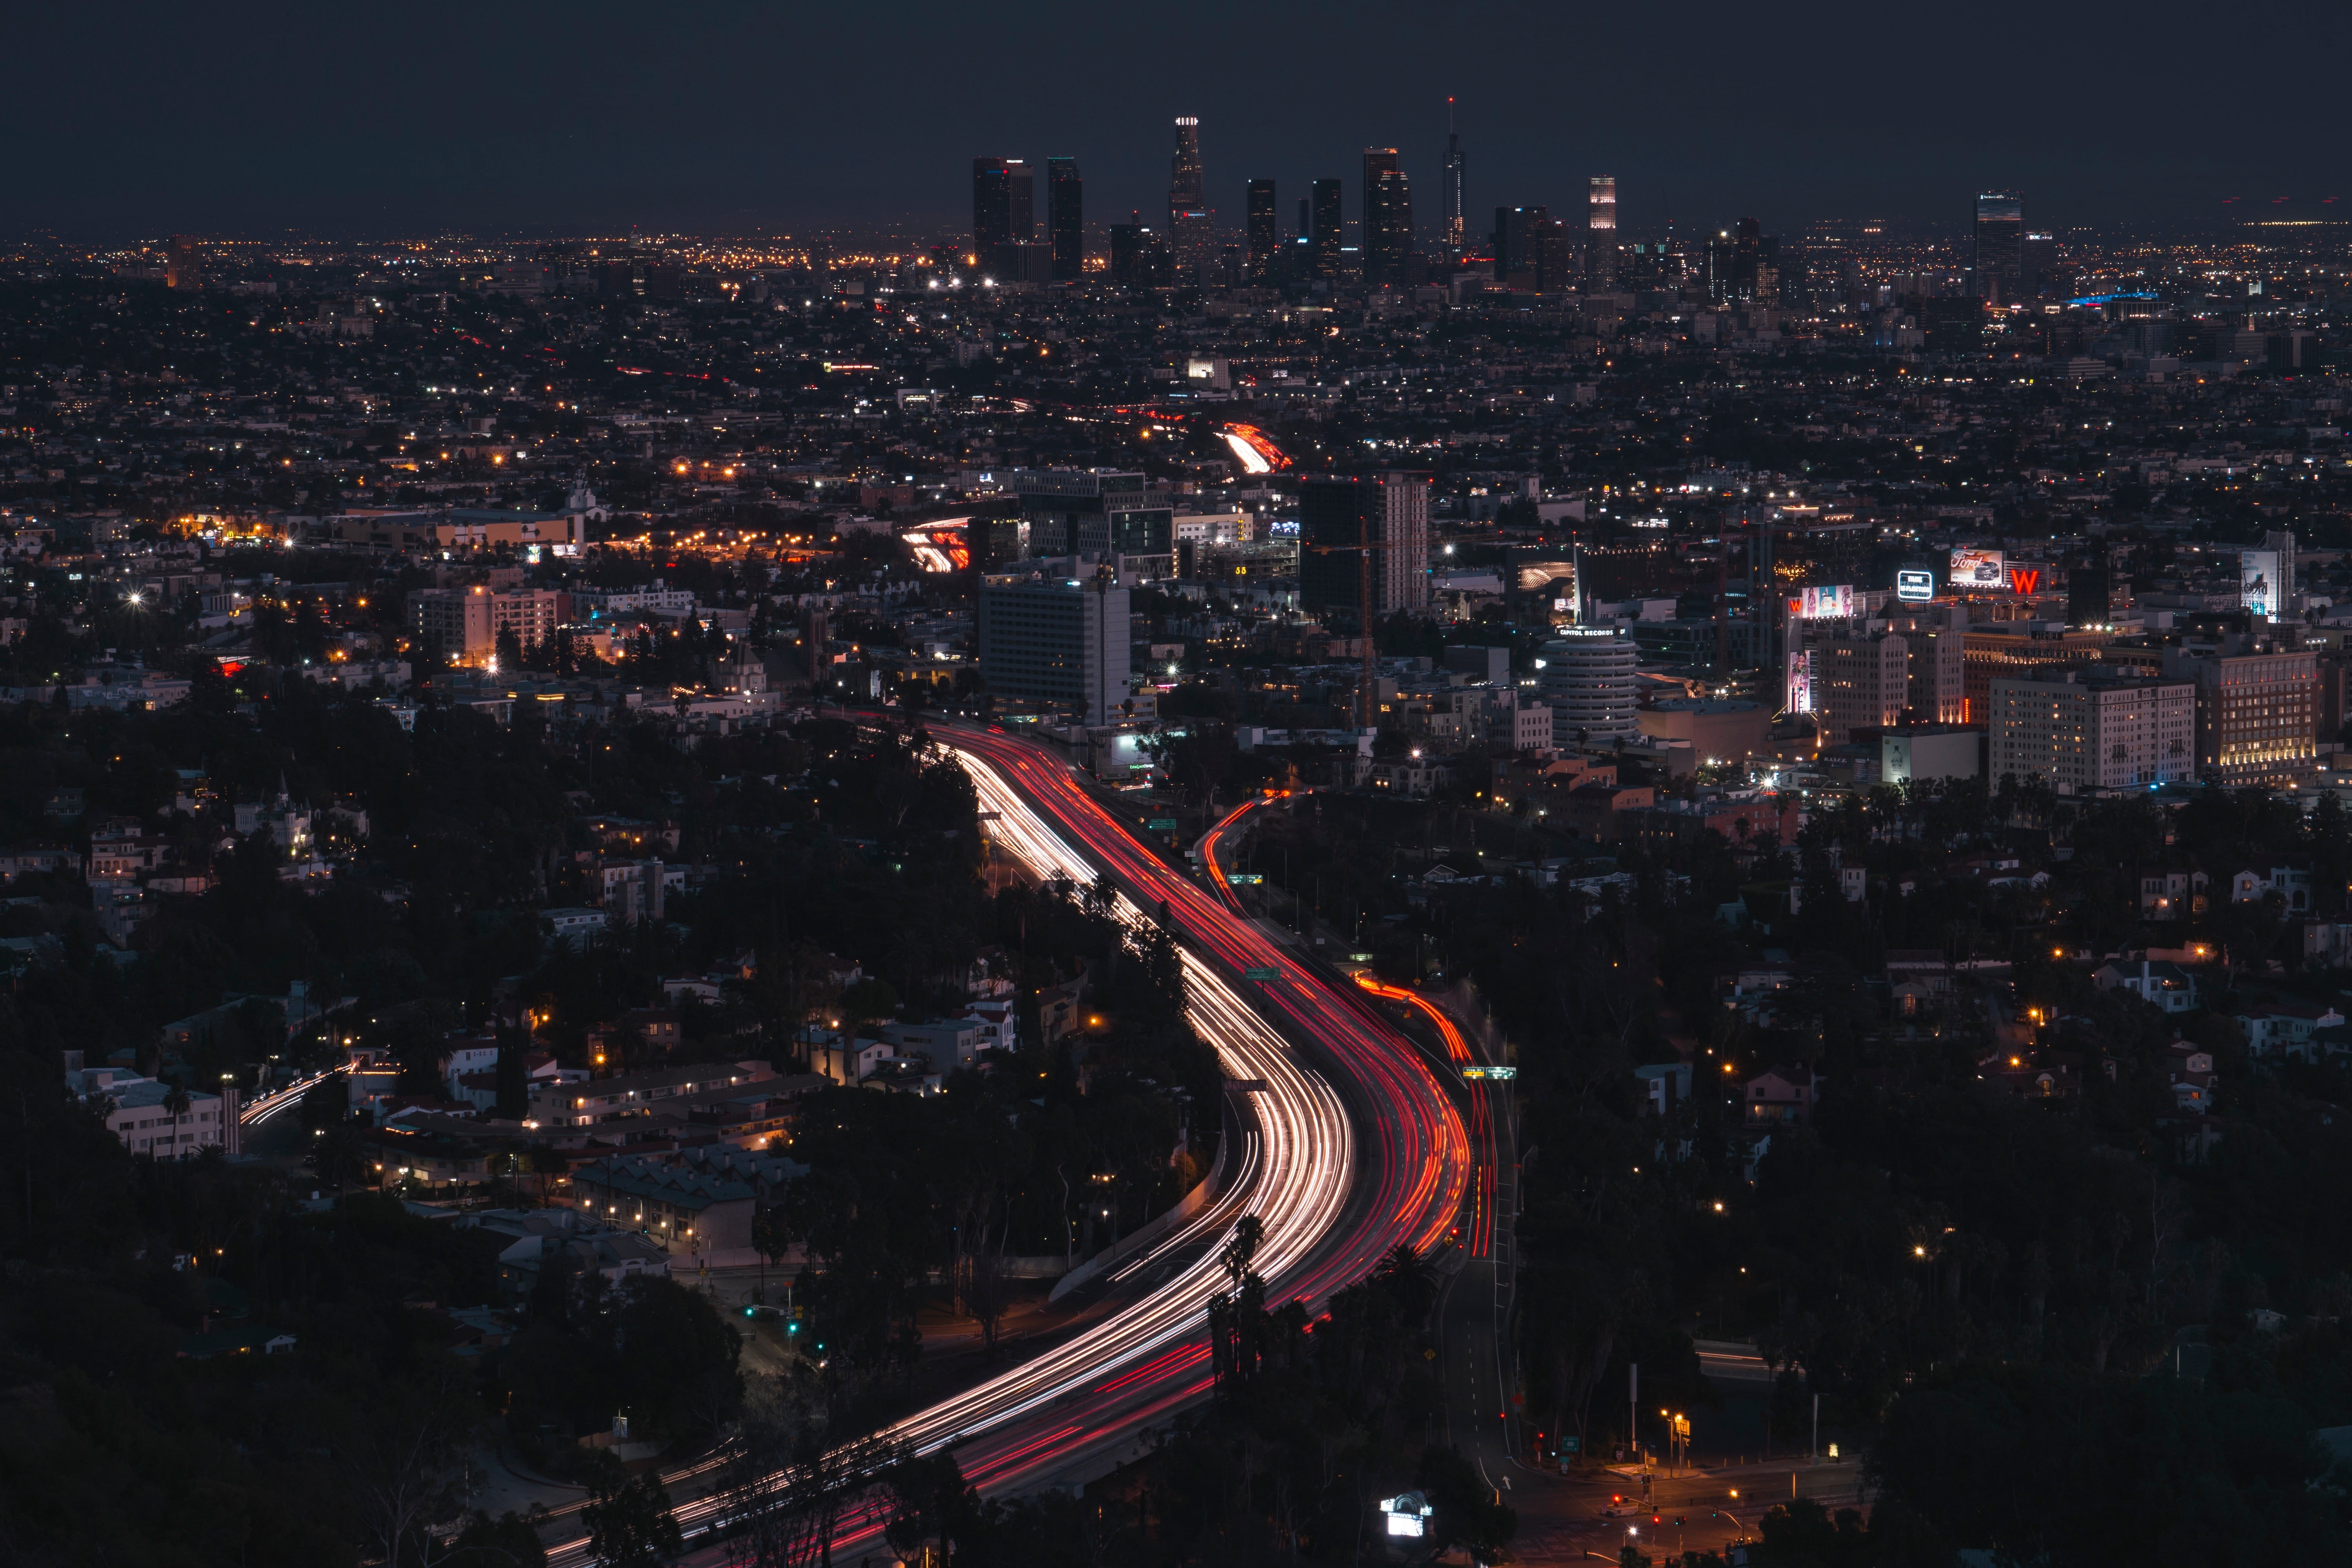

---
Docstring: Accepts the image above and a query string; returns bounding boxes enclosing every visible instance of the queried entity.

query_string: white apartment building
[66,1055,238,1158]
[1988,671,2196,793]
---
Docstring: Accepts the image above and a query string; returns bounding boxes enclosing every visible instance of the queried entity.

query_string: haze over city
[10,0,2350,237]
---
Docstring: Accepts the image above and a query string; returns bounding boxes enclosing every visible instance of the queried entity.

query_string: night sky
[10,0,2347,240]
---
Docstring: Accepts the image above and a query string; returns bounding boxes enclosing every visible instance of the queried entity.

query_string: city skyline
[8,0,2350,238]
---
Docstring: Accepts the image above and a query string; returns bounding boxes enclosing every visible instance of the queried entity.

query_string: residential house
[543,907,609,949]
[2137,867,2208,920]
[2236,998,2345,1061]
[882,1017,991,1071]
[1884,949,1955,1007]
[1743,1065,1820,1127]
[1633,1062,1692,1116]
[2229,862,2313,913]
[2165,1042,2216,1113]
[801,1026,896,1087]
[2092,958,2200,1013]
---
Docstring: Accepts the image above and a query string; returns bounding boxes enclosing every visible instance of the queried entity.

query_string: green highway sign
[1228,873,1264,884]
[1147,818,1179,830]
[1244,966,1281,981]
[1463,1065,1518,1080]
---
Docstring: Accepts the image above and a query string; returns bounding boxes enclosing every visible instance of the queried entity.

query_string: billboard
[1895,568,1936,603]
[2242,550,2280,616]
[1795,584,1855,619]
[1786,646,1815,714]
[1950,548,2007,589]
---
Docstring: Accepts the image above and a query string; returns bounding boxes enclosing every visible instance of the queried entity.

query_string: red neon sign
[2008,567,2041,594]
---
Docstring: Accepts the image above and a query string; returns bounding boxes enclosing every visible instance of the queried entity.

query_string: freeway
[544,724,1467,1564]
[1203,796,1524,1497]
[239,1065,345,1127]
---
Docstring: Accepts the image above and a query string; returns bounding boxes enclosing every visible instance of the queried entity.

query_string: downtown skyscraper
[1440,99,1466,256]
[1167,117,1213,278]
[1047,157,1083,281]
[1361,148,1413,286]
[1310,178,1343,280]
[1246,178,1278,283]
[972,158,1033,255]
[1973,191,2023,303]
[1587,175,1617,287]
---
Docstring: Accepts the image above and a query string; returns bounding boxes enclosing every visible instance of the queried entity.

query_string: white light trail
[547,744,1354,1564]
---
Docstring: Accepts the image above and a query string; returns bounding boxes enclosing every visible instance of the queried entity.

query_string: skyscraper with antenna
[1441,98,1466,256]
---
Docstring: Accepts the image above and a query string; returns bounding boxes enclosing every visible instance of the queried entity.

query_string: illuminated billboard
[1950,548,2006,589]
[1895,568,1936,603]
[1795,584,1855,619]
[2242,550,2280,616]
[1786,646,1815,714]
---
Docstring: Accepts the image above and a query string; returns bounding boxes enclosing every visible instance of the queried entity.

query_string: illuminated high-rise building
[1167,117,1213,275]
[1361,148,1413,285]
[1973,191,2023,303]
[1047,157,1083,281]
[1440,100,1466,255]
[1311,178,1344,279]
[165,234,205,290]
[1586,175,1617,286]
[1246,179,1278,283]
[972,158,1033,255]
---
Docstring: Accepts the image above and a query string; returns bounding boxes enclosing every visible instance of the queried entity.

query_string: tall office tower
[1700,220,1778,303]
[972,158,1033,254]
[1586,175,1617,286]
[1298,197,1311,239]
[1299,472,1433,626]
[1167,117,1214,276]
[977,572,1132,727]
[1973,191,2023,303]
[1361,149,1413,285]
[1311,178,1344,279]
[1246,179,1278,282]
[165,234,205,290]
[1527,216,1574,292]
[1492,205,1550,285]
[2021,231,2060,299]
[1441,98,1466,254]
[1047,157,1083,281]
[1109,222,1170,287]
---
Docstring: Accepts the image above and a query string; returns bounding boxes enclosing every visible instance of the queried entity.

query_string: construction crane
[1305,518,1424,731]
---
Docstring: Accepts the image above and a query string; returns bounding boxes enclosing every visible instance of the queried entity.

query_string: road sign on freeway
[1462,1065,1518,1080]
[1147,818,1179,830]
[1228,873,1264,884]
[1243,966,1281,981]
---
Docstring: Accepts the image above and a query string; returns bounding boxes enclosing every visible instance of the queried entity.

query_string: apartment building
[1987,669,2196,793]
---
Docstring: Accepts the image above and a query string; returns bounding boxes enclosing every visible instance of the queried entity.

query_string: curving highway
[544,723,1468,1564]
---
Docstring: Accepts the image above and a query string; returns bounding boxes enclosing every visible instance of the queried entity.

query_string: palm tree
[1371,1242,1439,1323]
